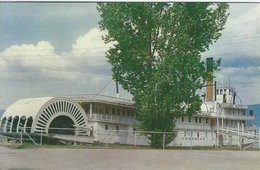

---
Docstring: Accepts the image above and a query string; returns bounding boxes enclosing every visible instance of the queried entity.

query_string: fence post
[20,127,23,144]
[258,127,260,149]
[237,122,240,148]
[106,138,108,149]
[163,132,165,150]
[190,133,192,149]
[134,132,137,147]
[74,127,77,146]
[40,128,43,145]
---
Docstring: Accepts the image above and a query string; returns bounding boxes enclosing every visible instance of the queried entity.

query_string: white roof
[63,94,135,108]
[2,97,54,119]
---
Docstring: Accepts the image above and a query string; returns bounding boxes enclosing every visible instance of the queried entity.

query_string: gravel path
[0,146,260,170]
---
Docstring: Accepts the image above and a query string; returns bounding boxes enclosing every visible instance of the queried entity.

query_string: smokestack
[116,80,119,98]
[233,92,236,104]
[206,57,213,101]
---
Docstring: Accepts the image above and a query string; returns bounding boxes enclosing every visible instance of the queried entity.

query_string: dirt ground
[0,146,260,170]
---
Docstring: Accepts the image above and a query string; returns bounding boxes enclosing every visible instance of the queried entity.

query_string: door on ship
[210,118,215,130]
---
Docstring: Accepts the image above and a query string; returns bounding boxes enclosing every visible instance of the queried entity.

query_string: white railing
[198,111,214,117]
[221,103,248,109]
[219,127,257,140]
[88,113,136,125]
[199,111,248,120]
[219,114,247,120]
[175,123,212,131]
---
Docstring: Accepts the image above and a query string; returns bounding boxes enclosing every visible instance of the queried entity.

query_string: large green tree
[97,3,229,148]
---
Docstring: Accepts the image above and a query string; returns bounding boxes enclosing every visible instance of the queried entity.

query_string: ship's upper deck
[62,94,135,108]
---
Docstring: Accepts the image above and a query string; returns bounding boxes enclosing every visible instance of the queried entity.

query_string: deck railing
[198,111,249,120]
[175,123,213,131]
[88,113,136,125]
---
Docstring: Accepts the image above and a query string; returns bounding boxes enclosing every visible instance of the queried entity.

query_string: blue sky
[0,3,260,109]
[0,3,100,52]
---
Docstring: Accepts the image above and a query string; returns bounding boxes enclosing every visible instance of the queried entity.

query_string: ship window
[99,107,102,114]
[83,103,90,113]
[97,106,102,114]
[90,126,94,136]
[223,94,226,103]
[122,110,126,116]
[92,105,96,113]
[112,108,116,115]
[134,112,137,118]
[117,109,121,116]
[105,124,108,130]
[94,106,98,113]
[127,110,131,117]
[102,107,106,114]
[105,107,110,114]
[133,127,136,134]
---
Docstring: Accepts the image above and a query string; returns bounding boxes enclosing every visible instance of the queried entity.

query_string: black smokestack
[116,80,119,98]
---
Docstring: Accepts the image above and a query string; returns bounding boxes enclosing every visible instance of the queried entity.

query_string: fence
[0,127,259,150]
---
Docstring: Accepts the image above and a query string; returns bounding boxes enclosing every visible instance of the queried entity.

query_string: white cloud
[0,57,7,71]
[1,4,260,109]
[0,29,112,82]
[201,4,260,105]
[71,28,111,67]
[1,41,68,70]
[203,3,260,60]
[216,66,260,105]
[0,28,119,108]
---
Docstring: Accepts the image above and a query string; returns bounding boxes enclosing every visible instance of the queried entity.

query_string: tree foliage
[97,2,229,148]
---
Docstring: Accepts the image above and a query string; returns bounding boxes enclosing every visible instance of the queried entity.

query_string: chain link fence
[0,127,259,150]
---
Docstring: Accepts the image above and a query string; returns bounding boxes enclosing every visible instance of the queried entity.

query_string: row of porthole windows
[181,117,209,124]
[0,116,33,133]
[183,131,216,139]
[226,108,245,116]
[105,124,119,132]
[181,137,214,141]
[217,88,234,95]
